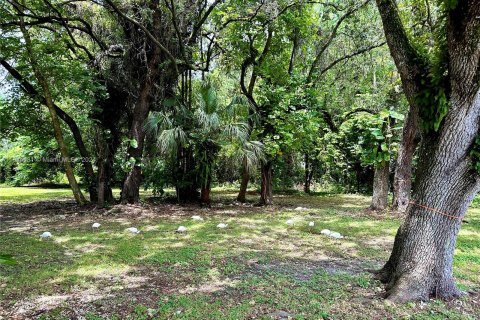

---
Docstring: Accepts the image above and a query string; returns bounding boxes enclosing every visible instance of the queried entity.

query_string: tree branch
[0,59,95,180]
[318,41,386,76]
[307,0,371,82]
[188,0,223,44]
[375,0,424,99]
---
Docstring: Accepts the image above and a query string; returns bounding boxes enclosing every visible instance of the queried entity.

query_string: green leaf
[389,110,405,121]
[129,139,138,148]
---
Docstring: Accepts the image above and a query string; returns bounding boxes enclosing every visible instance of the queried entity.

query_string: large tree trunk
[392,106,420,212]
[259,160,273,205]
[237,157,249,202]
[120,90,152,203]
[374,0,480,302]
[18,14,86,205]
[375,92,480,302]
[120,5,162,204]
[370,161,389,210]
[95,126,117,207]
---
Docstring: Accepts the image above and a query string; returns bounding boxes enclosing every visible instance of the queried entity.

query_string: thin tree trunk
[176,146,199,202]
[304,153,311,193]
[0,60,96,201]
[237,157,249,202]
[18,13,86,205]
[370,161,389,210]
[96,126,107,207]
[259,160,273,205]
[200,176,211,205]
[392,106,420,212]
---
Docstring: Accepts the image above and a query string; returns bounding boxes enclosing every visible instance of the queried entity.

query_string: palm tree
[145,80,264,204]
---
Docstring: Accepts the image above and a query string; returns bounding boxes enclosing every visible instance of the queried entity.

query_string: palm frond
[144,111,172,137]
[222,122,249,141]
[231,140,265,173]
[157,127,187,155]
[195,108,220,131]
[225,94,251,118]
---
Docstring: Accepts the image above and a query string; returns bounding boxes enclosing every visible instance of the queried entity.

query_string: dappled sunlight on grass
[69,264,131,278]
[0,189,479,318]
[0,187,73,203]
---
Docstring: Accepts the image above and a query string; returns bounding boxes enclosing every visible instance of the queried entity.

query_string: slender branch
[2,13,106,50]
[307,0,371,82]
[318,42,386,77]
[188,0,223,44]
[342,107,376,120]
[42,0,95,60]
[164,0,188,62]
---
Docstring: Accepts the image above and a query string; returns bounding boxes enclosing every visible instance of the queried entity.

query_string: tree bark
[176,146,199,202]
[120,81,155,203]
[370,161,389,210]
[259,160,273,205]
[237,157,249,202]
[375,92,480,302]
[95,126,114,207]
[392,106,420,212]
[18,14,86,205]
[200,174,211,205]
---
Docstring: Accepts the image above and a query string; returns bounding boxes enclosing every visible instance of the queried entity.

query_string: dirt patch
[1,265,199,319]
[0,200,279,234]
[250,257,376,281]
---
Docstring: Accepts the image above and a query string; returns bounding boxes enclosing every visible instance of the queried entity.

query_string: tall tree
[0,60,97,201]
[219,0,384,204]
[103,0,219,203]
[15,4,86,205]
[374,0,480,302]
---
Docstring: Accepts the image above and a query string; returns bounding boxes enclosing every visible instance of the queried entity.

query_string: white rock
[286,219,294,226]
[308,221,315,227]
[192,215,204,221]
[40,231,52,238]
[216,223,228,229]
[294,207,305,211]
[329,232,344,239]
[320,229,331,235]
[126,227,140,234]
[92,223,101,229]
[176,226,187,233]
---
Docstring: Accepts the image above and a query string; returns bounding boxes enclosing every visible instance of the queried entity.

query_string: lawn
[0,188,479,319]
[0,186,153,203]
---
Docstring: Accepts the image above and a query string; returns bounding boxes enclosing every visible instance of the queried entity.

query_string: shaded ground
[0,189,479,319]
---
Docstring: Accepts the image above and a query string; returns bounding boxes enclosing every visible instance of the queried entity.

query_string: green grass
[0,187,479,319]
[0,185,154,203]
[0,186,74,202]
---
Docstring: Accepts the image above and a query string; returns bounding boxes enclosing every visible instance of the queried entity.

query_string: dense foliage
[0,0,405,204]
